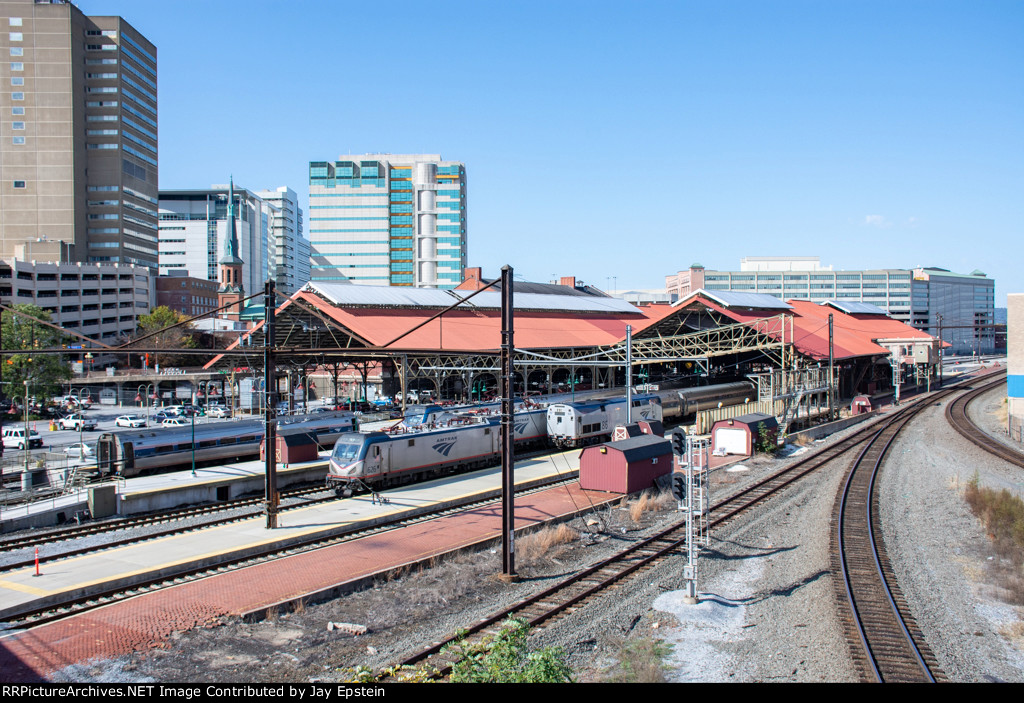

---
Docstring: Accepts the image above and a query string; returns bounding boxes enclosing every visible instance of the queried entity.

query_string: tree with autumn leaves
[135,306,198,369]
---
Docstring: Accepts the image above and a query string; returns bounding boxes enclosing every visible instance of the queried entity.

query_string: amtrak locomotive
[327,406,548,495]
[546,394,664,448]
[96,411,356,477]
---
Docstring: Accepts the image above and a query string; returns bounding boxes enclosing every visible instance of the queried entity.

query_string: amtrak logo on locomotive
[432,436,458,456]
[514,419,529,434]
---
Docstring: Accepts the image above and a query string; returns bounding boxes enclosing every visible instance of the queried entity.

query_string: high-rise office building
[257,186,309,295]
[158,184,272,297]
[308,154,467,288]
[0,0,158,267]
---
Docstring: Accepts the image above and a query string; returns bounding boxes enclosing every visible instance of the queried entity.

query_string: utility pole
[625,325,632,424]
[264,280,278,529]
[828,313,834,420]
[500,265,516,580]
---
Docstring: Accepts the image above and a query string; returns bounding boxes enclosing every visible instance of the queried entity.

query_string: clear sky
[83,0,1023,305]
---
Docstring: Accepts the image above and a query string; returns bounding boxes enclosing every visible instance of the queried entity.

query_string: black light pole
[500,265,516,579]
[264,280,278,529]
[190,391,196,477]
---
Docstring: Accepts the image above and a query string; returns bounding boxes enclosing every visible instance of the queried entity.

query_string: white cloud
[863,215,892,228]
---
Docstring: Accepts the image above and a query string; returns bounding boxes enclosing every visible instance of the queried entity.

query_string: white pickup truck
[59,414,97,432]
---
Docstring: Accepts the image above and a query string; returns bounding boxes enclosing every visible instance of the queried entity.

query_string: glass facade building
[308,154,466,288]
[666,258,995,354]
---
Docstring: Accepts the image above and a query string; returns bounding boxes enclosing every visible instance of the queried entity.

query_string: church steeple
[220,176,243,266]
[218,176,245,321]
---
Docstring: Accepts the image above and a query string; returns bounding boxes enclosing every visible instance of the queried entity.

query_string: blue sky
[85,0,1022,304]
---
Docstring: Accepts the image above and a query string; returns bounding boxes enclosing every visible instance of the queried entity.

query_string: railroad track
[0,469,582,629]
[945,371,1023,469]
[831,393,954,683]
[0,484,339,573]
[382,383,981,681]
[0,481,331,557]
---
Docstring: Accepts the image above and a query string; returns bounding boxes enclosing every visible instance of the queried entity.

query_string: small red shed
[579,434,673,494]
[851,395,872,415]
[710,413,778,456]
[260,430,320,464]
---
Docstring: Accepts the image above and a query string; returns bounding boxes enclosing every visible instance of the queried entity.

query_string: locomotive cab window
[374,446,380,457]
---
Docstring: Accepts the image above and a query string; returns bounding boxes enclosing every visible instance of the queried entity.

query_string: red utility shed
[579,434,673,494]
[710,413,778,456]
[260,430,320,464]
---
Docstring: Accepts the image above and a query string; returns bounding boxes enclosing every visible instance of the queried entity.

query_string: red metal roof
[675,294,934,361]
[304,292,679,351]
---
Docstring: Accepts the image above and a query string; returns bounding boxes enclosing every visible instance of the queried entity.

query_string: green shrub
[446,617,574,683]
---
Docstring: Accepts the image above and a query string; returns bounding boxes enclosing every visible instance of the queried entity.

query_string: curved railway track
[945,371,1023,469]
[383,384,980,681]
[831,395,952,683]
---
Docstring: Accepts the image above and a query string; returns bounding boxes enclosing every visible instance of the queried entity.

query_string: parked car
[2,427,43,449]
[152,411,176,423]
[207,406,231,418]
[115,415,148,428]
[161,417,190,428]
[59,414,97,432]
[63,442,96,459]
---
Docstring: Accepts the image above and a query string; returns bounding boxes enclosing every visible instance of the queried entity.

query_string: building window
[10,47,23,57]
[13,181,26,188]
[9,18,22,27]
[12,121,24,130]
[10,62,23,71]
[12,136,25,145]
[12,92,24,100]
[12,107,24,115]
[9,33,23,42]
[11,77,24,86]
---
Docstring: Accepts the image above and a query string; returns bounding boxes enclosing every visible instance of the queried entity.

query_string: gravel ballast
[35,386,1024,682]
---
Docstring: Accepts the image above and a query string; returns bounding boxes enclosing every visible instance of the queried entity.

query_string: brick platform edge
[0,483,625,682]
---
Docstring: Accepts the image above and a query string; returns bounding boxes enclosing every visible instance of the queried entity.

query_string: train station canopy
[205,282,680,365]
[670,290,935,361]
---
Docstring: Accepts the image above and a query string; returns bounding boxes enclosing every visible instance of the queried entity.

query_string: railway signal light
[671,430,685,456]
[672,473,687,502]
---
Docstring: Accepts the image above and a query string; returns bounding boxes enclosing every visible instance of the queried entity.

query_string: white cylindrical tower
[414,162,436,186]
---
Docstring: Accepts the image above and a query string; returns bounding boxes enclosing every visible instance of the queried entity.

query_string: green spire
[220,175,243,265]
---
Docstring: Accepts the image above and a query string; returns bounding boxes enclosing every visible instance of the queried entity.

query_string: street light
[190,392,197,477]
[137,383,155,426]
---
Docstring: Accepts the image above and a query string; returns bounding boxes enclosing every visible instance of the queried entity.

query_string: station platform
[0,455,332,533]
[0,449,590,621]
[0,449,630,682]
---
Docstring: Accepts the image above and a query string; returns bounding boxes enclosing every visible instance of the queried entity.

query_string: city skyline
[77,0,1022,304]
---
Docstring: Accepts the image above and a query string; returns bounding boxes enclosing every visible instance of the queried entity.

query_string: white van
[2,427,43,449]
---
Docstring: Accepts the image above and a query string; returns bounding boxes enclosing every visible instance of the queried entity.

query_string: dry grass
[791,433,815,447]
[964,473,1024,605]
[627,489,675,522]
[600,636,674,683]
[995,399,1009,427]
[516,524,579,565]
[998,621,1024,644]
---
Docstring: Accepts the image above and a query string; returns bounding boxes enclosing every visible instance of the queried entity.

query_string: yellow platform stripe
[0,578,51,596]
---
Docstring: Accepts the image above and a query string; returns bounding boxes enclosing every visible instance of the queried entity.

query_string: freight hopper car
[654,381,756,421]
[327,407,548,495]
[547,394,663,448]
[96,411,357,477]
